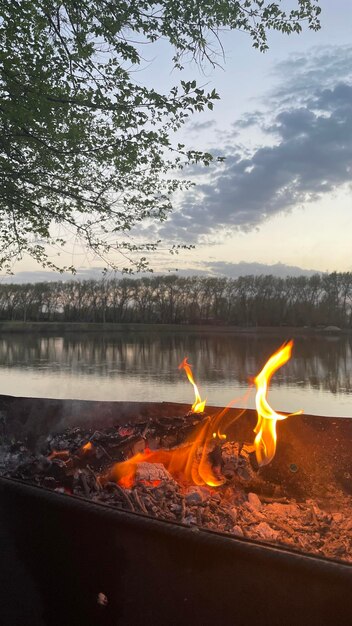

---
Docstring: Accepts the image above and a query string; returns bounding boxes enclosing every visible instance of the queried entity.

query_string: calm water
[0,332,352,417]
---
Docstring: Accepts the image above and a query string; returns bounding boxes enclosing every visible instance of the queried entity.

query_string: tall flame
[178,357,206,413]
[254,340,302,466]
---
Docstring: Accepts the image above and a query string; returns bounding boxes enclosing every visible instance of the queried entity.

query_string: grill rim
[1,474,351,574]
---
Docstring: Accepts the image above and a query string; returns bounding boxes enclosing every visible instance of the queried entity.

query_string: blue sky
[3,1,352,282]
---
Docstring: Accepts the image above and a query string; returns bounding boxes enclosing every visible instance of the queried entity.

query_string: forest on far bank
[0,273,351,328]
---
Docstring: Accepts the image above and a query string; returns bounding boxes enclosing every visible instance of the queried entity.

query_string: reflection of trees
[1,273,352,326]
[0,333,352,395]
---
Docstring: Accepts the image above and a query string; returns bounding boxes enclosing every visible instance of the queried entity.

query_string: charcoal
[183,515,197,525]
[255,522,279,542]
[228,507,238,523]
[247,492,262,512]
[132,488,148,513]
[2,414,352,564]
[135,462,174,485]
[43,476,56,488]
[170,503,182,513]
[117,426,136,438]
[185,486,210,505]
[9,441,27,453]
[48,459,68,480]
[131,438,146,456]
[220,441,257,483]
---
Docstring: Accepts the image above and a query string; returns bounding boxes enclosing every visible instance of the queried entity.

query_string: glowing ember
[47,441,93,462]
[178,357,206,413]
[254,340,303,467]
[47,449,70,461]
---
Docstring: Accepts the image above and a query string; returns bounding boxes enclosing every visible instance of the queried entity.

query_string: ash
[2,414,352,565]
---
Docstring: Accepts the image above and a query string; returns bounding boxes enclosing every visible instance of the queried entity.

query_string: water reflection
[0,332,351,416]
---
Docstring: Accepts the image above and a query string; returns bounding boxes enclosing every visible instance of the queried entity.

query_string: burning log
[217,441,258,482]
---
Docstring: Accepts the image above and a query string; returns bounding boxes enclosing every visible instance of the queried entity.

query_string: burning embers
[105,341,302,489]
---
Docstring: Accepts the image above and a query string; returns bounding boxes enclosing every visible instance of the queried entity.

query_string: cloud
[0,267,107,284]
[232,111,264,130]
[203,261,319,278]
[188,119,217,133]
[309,82,352,112]
[160,46,352,243]
[272,45,352,103]
[151,261,319,278]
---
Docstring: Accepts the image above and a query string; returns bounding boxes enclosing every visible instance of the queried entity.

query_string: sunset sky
[4,0,352,282]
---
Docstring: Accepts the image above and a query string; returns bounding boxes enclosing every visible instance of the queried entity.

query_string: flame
[104,389,252,490]
[102,346,303,491]
[178,357,206,413]
[103,418,224,489]
[81,441,93,454]
[254,340,303,466]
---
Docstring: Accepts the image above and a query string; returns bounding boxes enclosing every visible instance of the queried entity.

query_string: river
[0,331,351,417]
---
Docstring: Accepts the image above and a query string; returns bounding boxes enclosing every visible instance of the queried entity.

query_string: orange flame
[254,340,303,466]
[103,346,302,491]
[81,441,93,454]
[178,357,206,413]
[104,388,252,490]
[104,418,224,489]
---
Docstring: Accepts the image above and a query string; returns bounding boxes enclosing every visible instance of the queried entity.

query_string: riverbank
[0,321,348,336]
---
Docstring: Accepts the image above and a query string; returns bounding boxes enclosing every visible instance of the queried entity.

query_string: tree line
[0,272,352,327]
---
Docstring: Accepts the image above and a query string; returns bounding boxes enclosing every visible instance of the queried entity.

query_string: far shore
[0,321,349,336]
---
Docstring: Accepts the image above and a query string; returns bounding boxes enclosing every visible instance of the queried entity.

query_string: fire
[81,441,93,454]
[104,418,224,489]
[103,341,302,491]
[178,357,206,413]
[254,340,303,466]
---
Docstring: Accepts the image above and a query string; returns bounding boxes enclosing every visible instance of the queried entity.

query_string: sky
[3,0,352,283]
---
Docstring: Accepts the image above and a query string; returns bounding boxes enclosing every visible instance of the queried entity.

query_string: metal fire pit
[0,394,352,626]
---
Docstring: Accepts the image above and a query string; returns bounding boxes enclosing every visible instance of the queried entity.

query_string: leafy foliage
[0,1,321,272]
